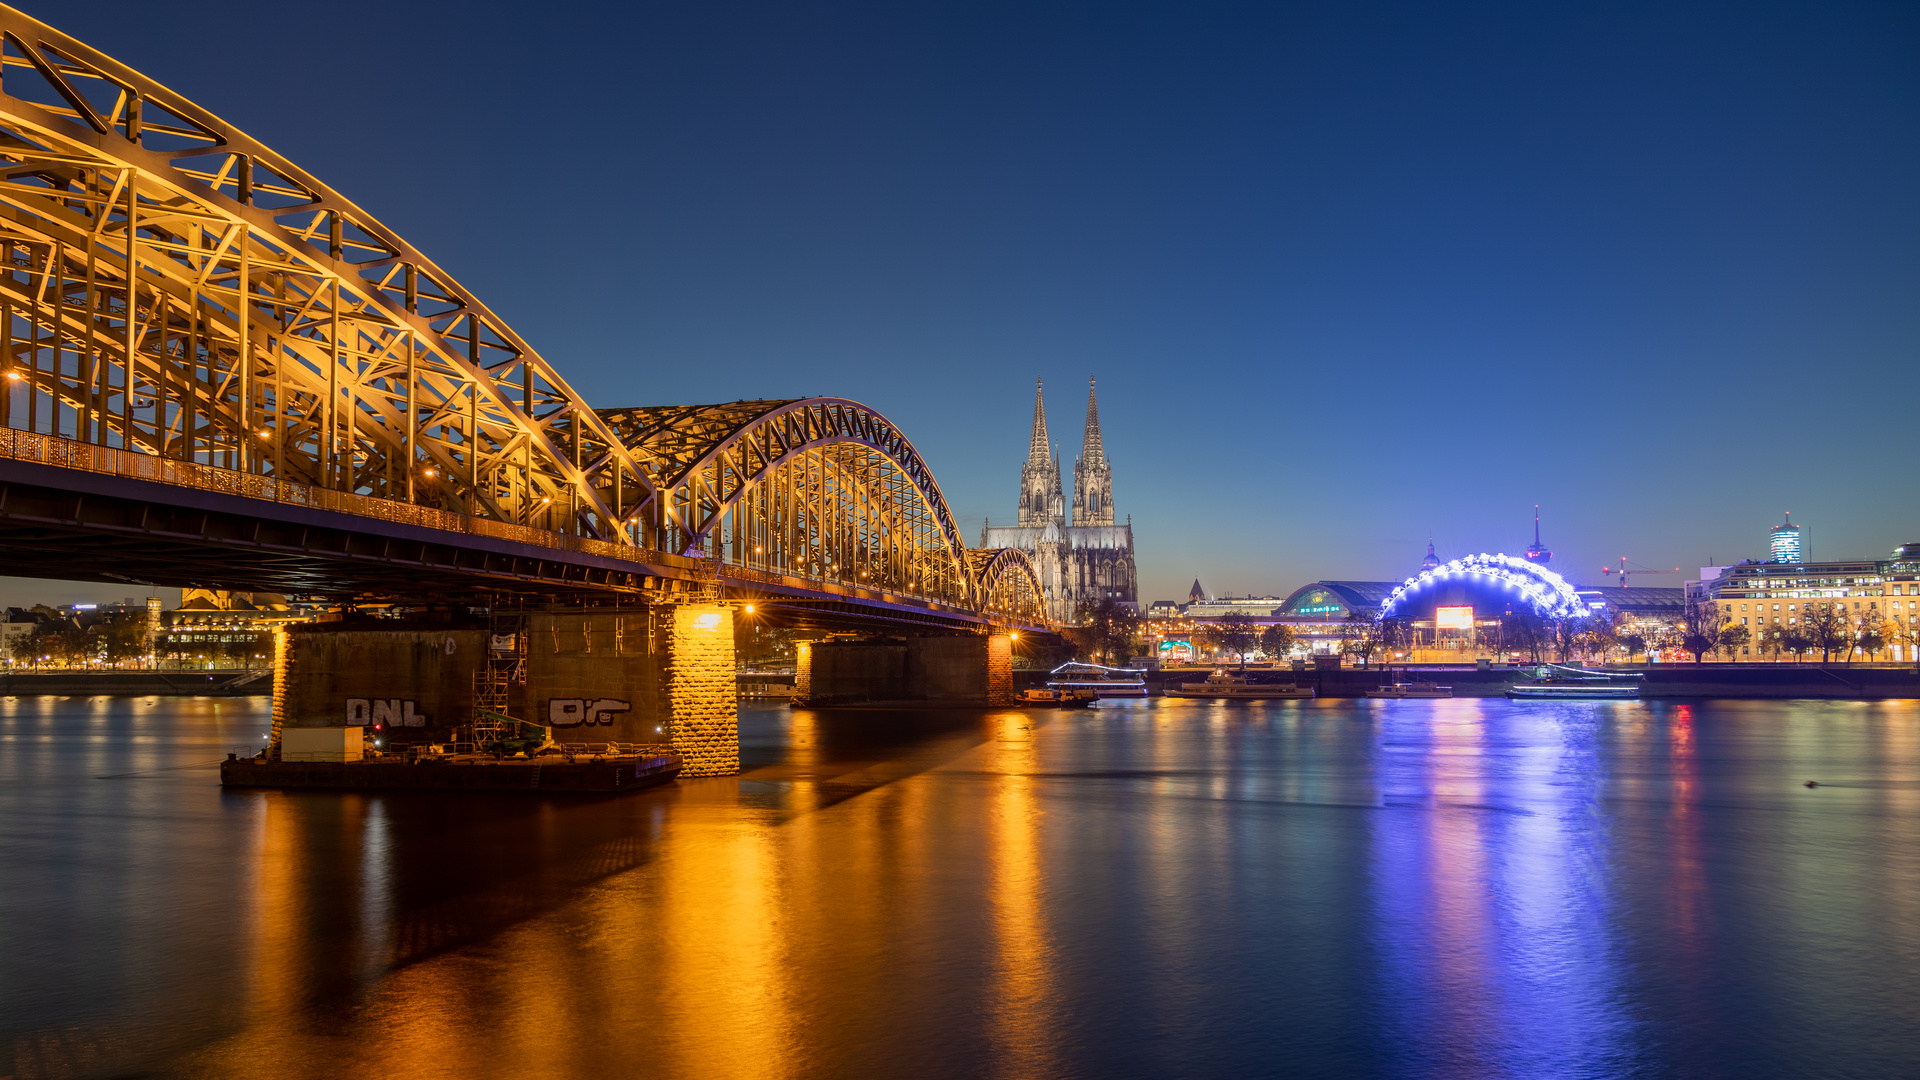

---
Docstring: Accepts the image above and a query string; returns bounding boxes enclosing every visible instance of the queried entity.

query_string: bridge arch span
[599,398,985,609]
[965,548,1048,629]
[0,5,650,543]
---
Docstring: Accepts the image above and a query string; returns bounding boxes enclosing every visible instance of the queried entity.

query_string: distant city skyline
[11,0,1919,611]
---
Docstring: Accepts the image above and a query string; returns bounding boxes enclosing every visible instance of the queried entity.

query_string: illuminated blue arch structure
[1379,553,1589,622]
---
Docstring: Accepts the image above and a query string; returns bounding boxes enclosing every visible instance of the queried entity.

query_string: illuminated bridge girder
[966,547,1048,629]
[0,6,1050,633]
[0,6,650,546]
[599,398,1046,626]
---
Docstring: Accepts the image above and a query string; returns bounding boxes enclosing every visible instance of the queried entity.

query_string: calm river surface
[3,695,1919,1079]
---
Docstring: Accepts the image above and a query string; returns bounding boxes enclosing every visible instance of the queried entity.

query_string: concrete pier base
[271,602,743,776]
[795,633,1016,706]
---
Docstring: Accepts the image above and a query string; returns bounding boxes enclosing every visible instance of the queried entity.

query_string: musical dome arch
[1379,553,1589,622]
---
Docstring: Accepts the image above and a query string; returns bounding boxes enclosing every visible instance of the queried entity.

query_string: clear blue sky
[7,0,1918,609]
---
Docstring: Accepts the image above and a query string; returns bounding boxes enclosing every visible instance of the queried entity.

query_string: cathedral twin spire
[1019,377,1113,528]
[1017,379,1066,526]
[1072,377,1113,526]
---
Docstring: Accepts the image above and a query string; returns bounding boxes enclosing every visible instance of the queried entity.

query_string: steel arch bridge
[0,5,1046,632]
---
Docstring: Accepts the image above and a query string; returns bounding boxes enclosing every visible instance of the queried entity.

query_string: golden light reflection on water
[986,711,1058,1080]
[245,792,303,1032]
[648,806,792,1078]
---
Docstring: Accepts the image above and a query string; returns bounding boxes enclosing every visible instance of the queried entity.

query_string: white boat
[1364,682,1453,699]
[1047,661,1149,699]
[1507,664,1642,700]
[1162,669,1314,700]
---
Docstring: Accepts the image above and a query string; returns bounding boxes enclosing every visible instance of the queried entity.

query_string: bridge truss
[0,6,1047,630]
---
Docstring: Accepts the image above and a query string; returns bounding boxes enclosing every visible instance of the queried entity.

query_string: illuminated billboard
[1434,606,1475,630]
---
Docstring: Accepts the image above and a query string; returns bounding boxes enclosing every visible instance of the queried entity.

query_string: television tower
[1524,506,1551,567]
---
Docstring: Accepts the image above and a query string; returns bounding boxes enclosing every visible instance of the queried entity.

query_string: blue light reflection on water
[3,694,1919,1079]
[1366,698,1637,1078]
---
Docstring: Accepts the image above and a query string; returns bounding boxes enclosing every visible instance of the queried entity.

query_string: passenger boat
[1363,682,1453,699]
[1507,664,1642,699]
[1162,669,1314,700]
[1048,661,1149,700]
[1017,686,1095,706]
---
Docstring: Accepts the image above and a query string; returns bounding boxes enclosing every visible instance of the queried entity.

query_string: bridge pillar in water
[665,604,739,776]
[794,633,1014,707]
[271,604,740,775]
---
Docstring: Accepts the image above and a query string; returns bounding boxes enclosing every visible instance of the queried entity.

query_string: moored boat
[1047,661,1149,700]
[1364,682,1453,699]
[1507,664,1642,699]
[1162,669,1314,700]
[1018,686,1095,706]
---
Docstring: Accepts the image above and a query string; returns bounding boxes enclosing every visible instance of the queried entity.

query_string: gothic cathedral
[982,379,1138,625]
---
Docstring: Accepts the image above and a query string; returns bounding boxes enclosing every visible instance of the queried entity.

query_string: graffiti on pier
[346,698,429,726]
[548,698,632,726]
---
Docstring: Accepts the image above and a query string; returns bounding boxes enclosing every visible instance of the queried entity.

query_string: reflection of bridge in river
[0,6,1045,636]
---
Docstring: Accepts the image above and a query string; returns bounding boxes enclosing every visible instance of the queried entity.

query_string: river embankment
[0,670,269,696]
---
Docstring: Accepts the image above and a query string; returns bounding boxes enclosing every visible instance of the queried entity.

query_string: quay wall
[0,670,268,696]
[1145,664,1920,699]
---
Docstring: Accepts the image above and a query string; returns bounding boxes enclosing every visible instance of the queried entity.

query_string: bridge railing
[0,429,683,568]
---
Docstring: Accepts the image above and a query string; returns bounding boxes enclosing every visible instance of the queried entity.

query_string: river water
[2,695,1918,1079]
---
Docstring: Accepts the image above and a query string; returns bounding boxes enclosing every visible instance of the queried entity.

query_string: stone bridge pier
[794,634,1015,707]
[271,603,739,776]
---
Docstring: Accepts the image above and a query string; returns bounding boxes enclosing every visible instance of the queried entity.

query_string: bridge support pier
[270,602,740,776]
[794,633,1014,707]
[665,604,739,776]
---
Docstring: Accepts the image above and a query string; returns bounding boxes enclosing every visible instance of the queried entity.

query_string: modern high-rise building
[1770,513,1803,564]
[982,378,1138,624]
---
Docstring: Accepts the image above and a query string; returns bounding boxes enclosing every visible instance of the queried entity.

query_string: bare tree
[1681,601,1721,663]
[1717,623,1751,660]
[1802,603,1851,664]
[1855,624,1886,663]
[1259,623,1296,661]
[1502,613,1549,664]
[1757,623,1785,661]
[1339,609,1382,665]
[1781,626,1813,661]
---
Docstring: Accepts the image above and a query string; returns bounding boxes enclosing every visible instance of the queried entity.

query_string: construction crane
[1600,558,1682,588]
